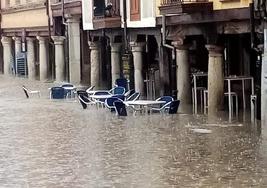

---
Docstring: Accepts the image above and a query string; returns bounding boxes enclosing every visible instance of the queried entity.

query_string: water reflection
[0,75,266,187]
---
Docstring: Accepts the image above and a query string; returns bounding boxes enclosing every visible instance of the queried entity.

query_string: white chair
[192,87,206,113]
[224,92,238,117]
[86,85,95,94]
[203,90,208,114]
[250,95,257,123]
[203,90,238,117]
[22,85,41,98]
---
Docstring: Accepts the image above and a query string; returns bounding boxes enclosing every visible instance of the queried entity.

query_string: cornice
[1,2,46,14]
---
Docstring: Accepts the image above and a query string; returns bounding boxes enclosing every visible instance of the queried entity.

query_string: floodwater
[0,75,266,187]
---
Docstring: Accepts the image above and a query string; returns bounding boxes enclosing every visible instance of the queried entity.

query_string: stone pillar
[172,41,191,112]
[26,37,36,80]
[37,36,48,81]
[13,37,21,74]
[66,16,81,84]
[1,37,12,75]
[131,42,145,96]
[89,41,101,89]
[52,36,65,82]
[206,45,224,114]
[13,37,21,55]
[110,43,122,86]
[262,29,267,122]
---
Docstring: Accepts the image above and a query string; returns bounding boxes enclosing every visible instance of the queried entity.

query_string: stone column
[206,45,224,114]
[37,36,48,81]
[110,43,122,86]
[52,36,65,82]
[26,37,36,80]
[262,29,267,122]
[13,37,21,74]
[13,37,21,55]
[89,41,101,89]
[1,37,12,75]
[66,16,81,85]
[172,41,191,112]
[131,42,145,96]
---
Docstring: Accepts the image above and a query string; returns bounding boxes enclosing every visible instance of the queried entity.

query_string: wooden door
[130,0,140,21]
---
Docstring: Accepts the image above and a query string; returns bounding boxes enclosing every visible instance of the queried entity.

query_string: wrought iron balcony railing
[160,0,212,14]
[94,0,120,18]
[161,0,209,5]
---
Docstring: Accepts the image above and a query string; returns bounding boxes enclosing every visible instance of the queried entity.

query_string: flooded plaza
[0,75,266,187]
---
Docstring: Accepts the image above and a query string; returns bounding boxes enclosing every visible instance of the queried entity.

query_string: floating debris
[204,123,243,128]
[191,128,212,134]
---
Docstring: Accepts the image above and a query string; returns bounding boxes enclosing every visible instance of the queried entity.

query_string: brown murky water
[0,75,266,187]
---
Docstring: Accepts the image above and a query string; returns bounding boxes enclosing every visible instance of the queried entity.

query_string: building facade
[1,0,52,81]
[0,0,264,120]
[82,0,166,98]
[81,0,264,118]
[157,0,263,115]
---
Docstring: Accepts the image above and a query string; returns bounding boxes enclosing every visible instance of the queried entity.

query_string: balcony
[93,0,121,29]
[159,0,213,15]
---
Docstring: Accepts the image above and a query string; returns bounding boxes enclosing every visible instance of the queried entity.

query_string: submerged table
[124,100,166,114]
[62,86,76,98]
[224,76,254,120]
[90,94,113,100]
[87,90,110,95]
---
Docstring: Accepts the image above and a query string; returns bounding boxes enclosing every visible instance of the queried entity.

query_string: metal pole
[46,0,53,80]
[262,28,267,121]
[123,0,128,52]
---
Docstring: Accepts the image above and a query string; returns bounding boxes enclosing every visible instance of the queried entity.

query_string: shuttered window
[130,0,140,21]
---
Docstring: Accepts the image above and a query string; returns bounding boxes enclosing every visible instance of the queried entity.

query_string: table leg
[194,76,197,114]
[251,78,255,95]
[242,79,246,111]
[228,80,232,121]
[145,105,148,115]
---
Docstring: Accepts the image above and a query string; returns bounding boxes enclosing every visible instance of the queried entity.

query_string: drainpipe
[123,0,128,52]
[0,0,2,73]
[61,0,67,25]
[61,0,69,81]
[162,15,175,60]
[46,0,53,80]
[162,14,177,97]
[250,2,256,50]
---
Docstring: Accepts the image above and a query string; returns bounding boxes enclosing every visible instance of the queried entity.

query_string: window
[130,0,140,21]
[5,0,10,8]
[94,0,105,16]
[15,0,21,5]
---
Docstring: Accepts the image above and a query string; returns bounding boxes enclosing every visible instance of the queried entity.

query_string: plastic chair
[224,92,238,117]
[105,97,123,112]
[126,92,140,101]
[93,91,111,107]
[156,96,174,108]
[113,94,125,101]
[151,100,180,114]
[156,96,174,102]
[77,90,95,109]
[61,83,74,88]
[124,89,135,98]
[114,101,127,116]
[203,90,238,117]
[168,100,180,114]
[151,96,174,113]
[115,78,128,91]
[61,83,75,98]
[109,86,125,95]
[22,85,41,98]
[51,87,65,99]
[86,85,95,93]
